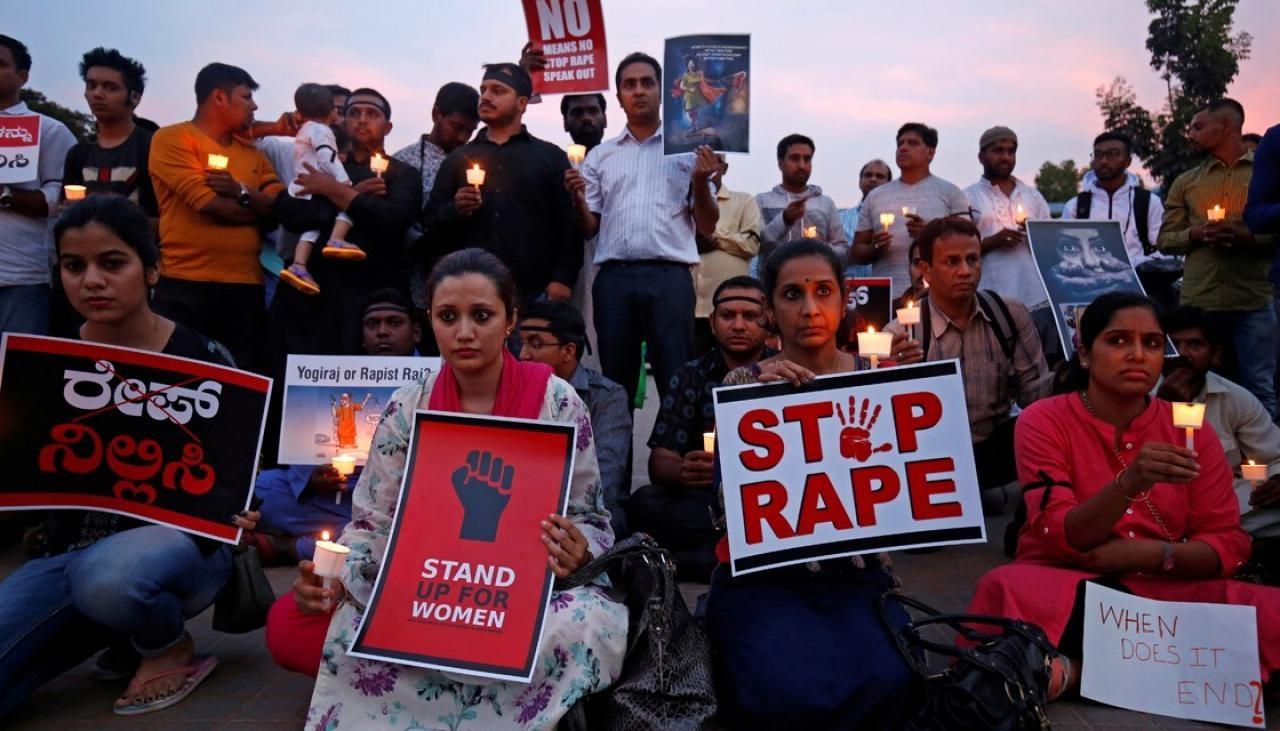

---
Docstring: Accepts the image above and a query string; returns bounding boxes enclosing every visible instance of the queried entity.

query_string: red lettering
[738,409,783,471]
[906,458,962,520]
[740,480,794,544]
[781,401,833,463]
[795,472,853,536]
[891,391,942,453]
[850,465,900,527]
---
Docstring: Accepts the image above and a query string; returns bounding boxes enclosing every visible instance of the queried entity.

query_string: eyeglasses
[519,337,563,350]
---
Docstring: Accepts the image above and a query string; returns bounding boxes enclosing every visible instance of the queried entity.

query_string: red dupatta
[427,349,551,419]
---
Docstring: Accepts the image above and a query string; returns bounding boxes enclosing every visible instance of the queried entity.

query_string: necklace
[1078,391,1176,542]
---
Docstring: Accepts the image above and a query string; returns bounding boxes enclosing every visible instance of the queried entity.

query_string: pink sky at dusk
[10,0,1279,205]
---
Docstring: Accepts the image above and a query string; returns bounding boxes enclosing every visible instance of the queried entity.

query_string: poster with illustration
[663,34,750,155]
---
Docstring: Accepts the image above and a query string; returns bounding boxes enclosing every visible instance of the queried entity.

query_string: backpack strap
[1133,188,1153,255]
[976,290,1017,362]
[1075,191,1092,220]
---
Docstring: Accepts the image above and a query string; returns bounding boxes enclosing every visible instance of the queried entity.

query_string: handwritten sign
[521,0,609,95]
[0,334,272,543]
[1082,582,1264,728]
[278,354,439,464]
[0,114,40,184]
[713,360,985,575]
[349,412,575,681]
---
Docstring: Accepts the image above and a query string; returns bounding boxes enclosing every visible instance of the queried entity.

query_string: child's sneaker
[322,240,367,261]
[280,263,320,295]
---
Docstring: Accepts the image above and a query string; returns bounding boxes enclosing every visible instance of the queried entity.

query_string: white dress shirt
[965,176,1051,309]
[0,102,78,287]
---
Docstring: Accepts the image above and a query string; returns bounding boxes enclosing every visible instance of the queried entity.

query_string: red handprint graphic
[835,396,893,462]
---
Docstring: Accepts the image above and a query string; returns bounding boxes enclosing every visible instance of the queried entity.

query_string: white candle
[896,300,921,342]
[313,530,350,579]
[879,213,895,232]
[1206,204,1226,223]
[858,326,893,369]
[1172,401,1205,450]
[1243,459,1267,487]
[703,431,715,454]
[206,154,229,171]
[332,454,357,504]
[1014,203,1028,225]
[803,225,818,239]
[466,163,486,188]
[369,153,389,178]
[901,206,916,217]
[566,144,586,169]
[63,184,86,201]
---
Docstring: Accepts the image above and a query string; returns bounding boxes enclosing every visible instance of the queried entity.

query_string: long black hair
[1054,292,1162,394]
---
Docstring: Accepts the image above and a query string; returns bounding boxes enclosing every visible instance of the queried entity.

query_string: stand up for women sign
[521,0,608,95]
[713,360,985,576]
[1082,582,1264,727]
[349,412,576,682]
[0,334,272,543]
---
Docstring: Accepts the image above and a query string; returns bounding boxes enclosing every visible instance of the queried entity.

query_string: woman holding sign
[706,239,914,729]
[0,196,235,718]
[302,249,625,729]
[971,292,1280,696]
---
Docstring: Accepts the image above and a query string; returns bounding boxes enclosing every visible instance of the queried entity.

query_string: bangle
[1115,467,1147,502]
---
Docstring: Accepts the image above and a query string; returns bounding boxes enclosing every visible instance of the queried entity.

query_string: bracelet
[1115,467,1148,502]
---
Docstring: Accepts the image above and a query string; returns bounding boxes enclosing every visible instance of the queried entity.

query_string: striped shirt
[1157,151,1276,311]
[582,127,702,265]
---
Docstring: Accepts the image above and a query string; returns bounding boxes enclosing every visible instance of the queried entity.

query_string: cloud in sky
[9,0,1278,205]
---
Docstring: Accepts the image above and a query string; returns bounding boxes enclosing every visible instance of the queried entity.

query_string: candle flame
[907,300,915,309]
[321,530,330,541]
[472,163,480,171]
[868,326,876,334]
[1249,460,1257,466]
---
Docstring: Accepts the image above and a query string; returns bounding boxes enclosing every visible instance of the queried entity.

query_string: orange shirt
[149,122,282,284]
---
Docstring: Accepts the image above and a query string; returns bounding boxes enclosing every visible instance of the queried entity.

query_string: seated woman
[0,195,234,717]
[706,240,915,730]
[303,249,626,729]
[970,292,1280,696]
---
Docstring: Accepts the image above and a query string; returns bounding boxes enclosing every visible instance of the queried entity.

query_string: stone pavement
[5,375,1278,729]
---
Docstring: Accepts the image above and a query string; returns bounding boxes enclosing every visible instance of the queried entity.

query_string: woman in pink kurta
[969,292,1280,695]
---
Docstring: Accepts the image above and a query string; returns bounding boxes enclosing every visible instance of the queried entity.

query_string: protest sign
[0,114,41,184]
[713,360,985,576]
[277,354,439,464]
[842,276,892,350]
[1027,219,1152,358]
[663,34,750,155]
[521,0,609,95]
[1082,582,1264,727]
[0,334,271,544]
[349,411,576,682]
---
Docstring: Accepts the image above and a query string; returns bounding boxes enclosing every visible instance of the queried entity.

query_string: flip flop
[322,240,368,261]
[113,655,218,716]
[280,265,321,295]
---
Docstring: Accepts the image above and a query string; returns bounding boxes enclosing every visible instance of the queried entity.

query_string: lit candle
[369,153,389,178]
[804,225,818,239]
[897,300,921,341]
[703,431,715,454]
[332,453,357,505]
[63,184,87,201]
[206,154,229,171]
[313,530,350,580]
[466,163,486,188]
[1242,459,1267,488]
[566,144,587,169]
[879,212,895,232]
[901,206,916,217]
[1171,401,1205,451]
[1206,204,1226,223]
[1014,203,1028,225]
[857,326,893,368]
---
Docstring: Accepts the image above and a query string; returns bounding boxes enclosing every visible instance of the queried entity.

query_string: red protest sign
[349,411,575,682]
[521,0,609,95]
[0,114,41,184]
[0,334,272,543]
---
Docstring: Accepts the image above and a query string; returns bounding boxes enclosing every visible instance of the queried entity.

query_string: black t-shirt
[43,322,235,556]
[62,126,159,217]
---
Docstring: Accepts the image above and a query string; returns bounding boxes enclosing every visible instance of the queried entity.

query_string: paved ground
[5,375,1277,729]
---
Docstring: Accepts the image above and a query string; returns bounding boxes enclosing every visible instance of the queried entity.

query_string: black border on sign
[731,526,985,573]
[351,411,576,679]
[714,360,958,405]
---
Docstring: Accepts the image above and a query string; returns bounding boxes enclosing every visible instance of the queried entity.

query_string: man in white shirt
[564,52,719,406]
[963,126,1055,360]
[1062,131,1174,311]
[0,35,77,337]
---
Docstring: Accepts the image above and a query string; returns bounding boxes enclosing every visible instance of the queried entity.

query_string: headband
[483,64,533,98]
[713,294,766,309]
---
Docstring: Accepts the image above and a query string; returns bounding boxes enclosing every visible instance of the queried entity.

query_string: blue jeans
[1209,306,1279,419]
[593,261,695,407]
[0,526,231,717]
[0,283,50,337]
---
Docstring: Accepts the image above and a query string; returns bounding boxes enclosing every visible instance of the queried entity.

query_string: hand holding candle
[857,326,893,368]
[896,300,921,341]
[466,163,486,188]
[1171,401,1205,451]
[901,205,916,217]
[566,144,586,170]
[703,431,715,454]
[369,153,389,178]
[1206,204,1226,223]
[879,212,895,232]
[1243,459,1267,488]
[206,154,229,171]
[63,184,86,202]
[331,454,356,504]
[1014,203,1028,225]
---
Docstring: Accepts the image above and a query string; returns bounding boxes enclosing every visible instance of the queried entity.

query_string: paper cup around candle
[63,185,87,201]
[703,431,715,454]
[566,144,586,169]
[804,225,818,238]
[313,531,350,579]
[1243,460,1267,486]
[1207,205,1226,223]
[879,212,895,232]
[857,327,893,369]
[332,454,357,504]
[901,206,916,217]
[897,302,921,342]
[1014,204,1028,225]
[206,154,229,171]
[369,153,389,177]
[1172,401,1204,450]
[466,164,486,187]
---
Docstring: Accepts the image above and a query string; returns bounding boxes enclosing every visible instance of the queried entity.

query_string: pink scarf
[427,349,551,419]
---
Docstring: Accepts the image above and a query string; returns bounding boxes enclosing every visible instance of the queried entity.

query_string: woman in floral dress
[304,249,627,730]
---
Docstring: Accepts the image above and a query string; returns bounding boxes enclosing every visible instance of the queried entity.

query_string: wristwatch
[236,183,251,207]
[0,186,12,209]
[1159,542,1176,573]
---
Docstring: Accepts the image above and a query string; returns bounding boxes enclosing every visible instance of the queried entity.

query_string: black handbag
[212,544,277,634]
[555,533,719,731]
[880,592,1058,731]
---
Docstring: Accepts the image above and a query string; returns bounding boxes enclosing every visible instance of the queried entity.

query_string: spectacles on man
[1091,149,1127,161]
[519,335,563,350]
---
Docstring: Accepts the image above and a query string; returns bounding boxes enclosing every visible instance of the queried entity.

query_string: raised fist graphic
[451,450,515,542]
[835,396,893,462]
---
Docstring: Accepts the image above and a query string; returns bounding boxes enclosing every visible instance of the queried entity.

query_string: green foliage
[19,88,93,143]
[1095,0,1251,189]
[1035,160,1083,203]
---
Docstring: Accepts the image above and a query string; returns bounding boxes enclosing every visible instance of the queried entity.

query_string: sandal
[280,264,321,295]
[322,240,367,261]
[113,655,218,716]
